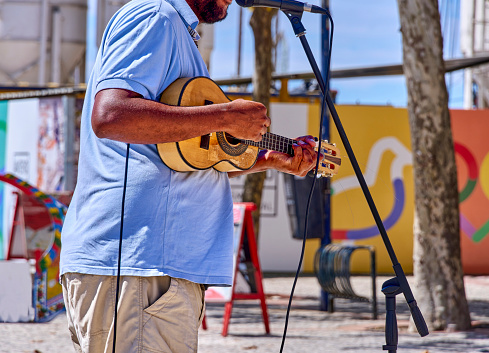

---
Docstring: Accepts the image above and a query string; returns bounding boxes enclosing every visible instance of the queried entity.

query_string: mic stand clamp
[283,9,306,37]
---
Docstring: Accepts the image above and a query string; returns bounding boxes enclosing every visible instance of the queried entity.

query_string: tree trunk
[242,8,277,239]
[397,0,471,331]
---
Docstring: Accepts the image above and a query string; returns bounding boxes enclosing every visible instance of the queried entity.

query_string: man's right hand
[222,99,271,142]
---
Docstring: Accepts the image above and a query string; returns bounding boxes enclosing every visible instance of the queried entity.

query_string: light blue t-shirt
[60,0,234,285]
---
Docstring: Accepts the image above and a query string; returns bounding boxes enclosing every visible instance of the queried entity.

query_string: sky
[208,0,464,108]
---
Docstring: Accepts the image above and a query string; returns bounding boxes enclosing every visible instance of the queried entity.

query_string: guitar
[157,77,341,177]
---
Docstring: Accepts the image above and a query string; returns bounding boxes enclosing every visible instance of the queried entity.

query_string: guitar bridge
[200,134,211,150]
[198,100,215,150]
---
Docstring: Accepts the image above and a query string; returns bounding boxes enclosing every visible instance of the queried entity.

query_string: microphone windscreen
[235,0,254,7]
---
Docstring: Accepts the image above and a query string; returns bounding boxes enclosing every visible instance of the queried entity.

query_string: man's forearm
[91,89,232,144]
[91,88,270,145]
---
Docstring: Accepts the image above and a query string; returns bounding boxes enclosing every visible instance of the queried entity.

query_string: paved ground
[1,275,489,353]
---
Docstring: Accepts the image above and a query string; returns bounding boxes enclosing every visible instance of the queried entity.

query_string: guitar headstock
[314,140,341,178]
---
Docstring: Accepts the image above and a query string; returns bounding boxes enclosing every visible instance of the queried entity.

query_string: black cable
[112,143,130,353]
[279,11,334,353]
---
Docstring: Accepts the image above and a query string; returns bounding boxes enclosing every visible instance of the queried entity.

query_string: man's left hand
[261,135,318,177]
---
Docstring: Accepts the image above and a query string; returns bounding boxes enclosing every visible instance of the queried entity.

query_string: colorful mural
[326,105,414,274]
[331,137,410,241]
[451,109,489,274]
[305,105,489,275]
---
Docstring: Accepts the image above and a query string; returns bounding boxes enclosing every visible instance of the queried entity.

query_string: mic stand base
[382,277,403,353]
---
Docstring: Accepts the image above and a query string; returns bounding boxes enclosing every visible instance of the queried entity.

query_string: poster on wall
[5,99,38,182]
[37,98,65,192]
[2,98,39,258]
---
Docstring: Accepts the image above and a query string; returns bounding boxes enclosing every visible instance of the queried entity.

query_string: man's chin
[203,10,228,24]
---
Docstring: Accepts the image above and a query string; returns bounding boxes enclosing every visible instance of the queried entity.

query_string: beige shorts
[61,273,206,353]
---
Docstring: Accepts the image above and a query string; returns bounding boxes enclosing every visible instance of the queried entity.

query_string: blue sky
[209,0,464,108]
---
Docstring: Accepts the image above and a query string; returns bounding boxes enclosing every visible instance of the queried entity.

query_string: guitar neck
[242,132,295,155]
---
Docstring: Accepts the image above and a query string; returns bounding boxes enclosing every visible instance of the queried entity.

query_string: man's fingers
[294,140,318,177]
[295,135,316,147]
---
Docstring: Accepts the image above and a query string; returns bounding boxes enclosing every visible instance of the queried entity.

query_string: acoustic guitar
[157,77,341,177]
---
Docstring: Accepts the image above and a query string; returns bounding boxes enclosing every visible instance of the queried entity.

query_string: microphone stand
[281,7,430,350]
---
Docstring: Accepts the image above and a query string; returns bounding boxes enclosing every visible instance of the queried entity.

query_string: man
[60,0,317,351]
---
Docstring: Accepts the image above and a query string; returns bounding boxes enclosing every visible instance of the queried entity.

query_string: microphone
[235,0,328,14]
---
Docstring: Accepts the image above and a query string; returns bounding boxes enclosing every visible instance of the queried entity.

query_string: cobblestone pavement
[1,275,489,353]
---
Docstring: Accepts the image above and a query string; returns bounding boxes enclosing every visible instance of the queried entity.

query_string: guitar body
[157,77,341,177]
[157,77,259,172]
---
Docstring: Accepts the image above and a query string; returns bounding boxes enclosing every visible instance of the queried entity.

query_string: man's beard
[193,0,229,24]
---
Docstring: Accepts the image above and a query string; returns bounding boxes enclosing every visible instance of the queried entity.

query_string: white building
[461,0,489,108]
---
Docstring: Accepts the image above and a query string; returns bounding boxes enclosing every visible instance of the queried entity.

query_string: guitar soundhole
[216,132,248,156]
[224,134,241,146]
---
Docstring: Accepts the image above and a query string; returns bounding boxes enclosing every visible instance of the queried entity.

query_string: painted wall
[1,96,488,275]
[303,105,489,275]
[451,109,489,274]
[236,103,311,272]
[301,105,414,274]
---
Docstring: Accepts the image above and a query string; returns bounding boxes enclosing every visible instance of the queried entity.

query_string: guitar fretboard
[242,132,295,155]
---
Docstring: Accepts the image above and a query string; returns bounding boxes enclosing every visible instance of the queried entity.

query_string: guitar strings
[243,133,294,154]
[247,133,342,175]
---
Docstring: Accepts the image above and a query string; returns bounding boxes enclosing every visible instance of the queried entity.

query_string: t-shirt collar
[164,0,200,40]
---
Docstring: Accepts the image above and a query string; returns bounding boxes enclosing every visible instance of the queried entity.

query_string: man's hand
[228,135,318,178]
[222,99,270,142]
[264,135,318,177]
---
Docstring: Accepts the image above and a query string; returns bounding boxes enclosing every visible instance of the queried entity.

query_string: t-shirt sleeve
[95,11,179,100]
